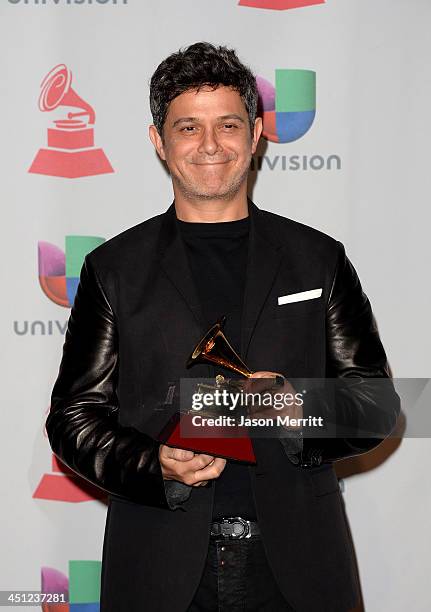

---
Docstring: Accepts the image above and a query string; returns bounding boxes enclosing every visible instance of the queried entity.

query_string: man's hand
[159,445,227,487]
[245,371,303,430]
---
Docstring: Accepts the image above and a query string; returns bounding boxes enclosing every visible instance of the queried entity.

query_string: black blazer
[46,200,400,612]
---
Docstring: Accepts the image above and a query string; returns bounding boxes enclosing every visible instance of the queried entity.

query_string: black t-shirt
[177,215,257,520]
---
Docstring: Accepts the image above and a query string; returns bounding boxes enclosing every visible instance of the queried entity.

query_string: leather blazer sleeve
[282,241,401,468]
[45,254,182,509]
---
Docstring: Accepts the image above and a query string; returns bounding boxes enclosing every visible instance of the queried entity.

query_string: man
[46,42,400,612]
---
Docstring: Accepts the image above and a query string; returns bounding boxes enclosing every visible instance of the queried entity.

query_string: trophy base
[157,411,257,464]
[29,147,114,178]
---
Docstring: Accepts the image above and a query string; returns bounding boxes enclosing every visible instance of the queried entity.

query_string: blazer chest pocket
[274,297,325,320]
[310,466,340,497]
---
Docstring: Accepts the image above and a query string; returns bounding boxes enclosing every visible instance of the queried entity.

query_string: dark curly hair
[149,42,258,139]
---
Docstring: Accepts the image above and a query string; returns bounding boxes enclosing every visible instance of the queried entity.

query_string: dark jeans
[187,534,295,612]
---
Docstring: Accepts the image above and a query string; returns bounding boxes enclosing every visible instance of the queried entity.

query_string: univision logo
[239,0,324,10]
[38,235,105,307]
[257,69,316,143]
[252,68,341,172]
[40,561,101,610]
[13,235,105,336]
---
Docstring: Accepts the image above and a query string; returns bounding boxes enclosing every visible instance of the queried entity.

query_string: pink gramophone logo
[238,0,324,9]
[29,64,114,179]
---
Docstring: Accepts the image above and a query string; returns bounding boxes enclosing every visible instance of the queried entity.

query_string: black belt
[210,516,260,540]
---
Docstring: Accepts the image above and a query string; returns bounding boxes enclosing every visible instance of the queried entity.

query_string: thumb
[171,448,195,461]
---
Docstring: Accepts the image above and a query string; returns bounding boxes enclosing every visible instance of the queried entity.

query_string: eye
[181,126,197,133]
[223,123,237,129]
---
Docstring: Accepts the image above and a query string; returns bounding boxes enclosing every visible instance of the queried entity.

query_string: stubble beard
[172,161,251,202]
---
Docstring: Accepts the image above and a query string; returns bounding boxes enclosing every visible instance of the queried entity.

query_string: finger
[173,448,196,461]
[168,455,215,483]
[188,457,226,485]
[246,372,276,390]
[247,372,284,394]
[193,453,216,464]
[192,480,209,487]
[273,374,286,388]
[163,446,195,462]
[250,371,275,378]
[189,454,216,471]
[246,379,274,397]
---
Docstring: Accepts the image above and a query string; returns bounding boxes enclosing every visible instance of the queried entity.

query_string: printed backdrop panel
[0,1,430,610]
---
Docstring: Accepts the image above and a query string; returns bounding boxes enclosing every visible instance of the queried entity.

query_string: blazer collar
[158,201,206,330]
[158,198,284,366]
[240,199,284,361]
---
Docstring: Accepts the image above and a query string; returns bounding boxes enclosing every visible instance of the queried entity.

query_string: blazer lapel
[241,200,284,362]
[158,202,207,334]
[158,199,284,369]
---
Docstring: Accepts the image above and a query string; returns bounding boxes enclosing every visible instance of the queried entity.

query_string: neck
[173,186,249,223]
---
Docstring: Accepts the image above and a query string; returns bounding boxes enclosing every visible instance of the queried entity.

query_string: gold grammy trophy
[158,316,257,463]
[187,315,252,399]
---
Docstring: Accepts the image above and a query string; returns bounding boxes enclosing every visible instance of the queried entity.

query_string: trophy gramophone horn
[38,63,96,125]
[187,315,253,378]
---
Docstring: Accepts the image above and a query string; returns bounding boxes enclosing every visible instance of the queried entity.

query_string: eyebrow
[171,114,246,128]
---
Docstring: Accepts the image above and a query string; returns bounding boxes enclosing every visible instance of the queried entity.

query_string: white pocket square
[278,288,322,306]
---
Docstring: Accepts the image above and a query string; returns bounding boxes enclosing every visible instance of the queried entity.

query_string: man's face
[149,85,262,201]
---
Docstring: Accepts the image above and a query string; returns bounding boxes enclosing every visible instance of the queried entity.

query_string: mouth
[191,161,231,166]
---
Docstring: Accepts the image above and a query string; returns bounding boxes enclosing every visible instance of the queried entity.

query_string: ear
[149,125,166,161]
[251,117,263,155]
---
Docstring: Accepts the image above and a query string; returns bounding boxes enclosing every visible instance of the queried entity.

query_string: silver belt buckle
[221,516,251,539]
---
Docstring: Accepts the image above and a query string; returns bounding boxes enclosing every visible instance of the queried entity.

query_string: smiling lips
[193,162,229,166]
[190,158,235,165]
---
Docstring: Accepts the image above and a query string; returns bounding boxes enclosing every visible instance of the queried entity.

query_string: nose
[197,128,222,156]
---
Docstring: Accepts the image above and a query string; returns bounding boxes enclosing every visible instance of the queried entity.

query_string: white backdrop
[1,0,430,610]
